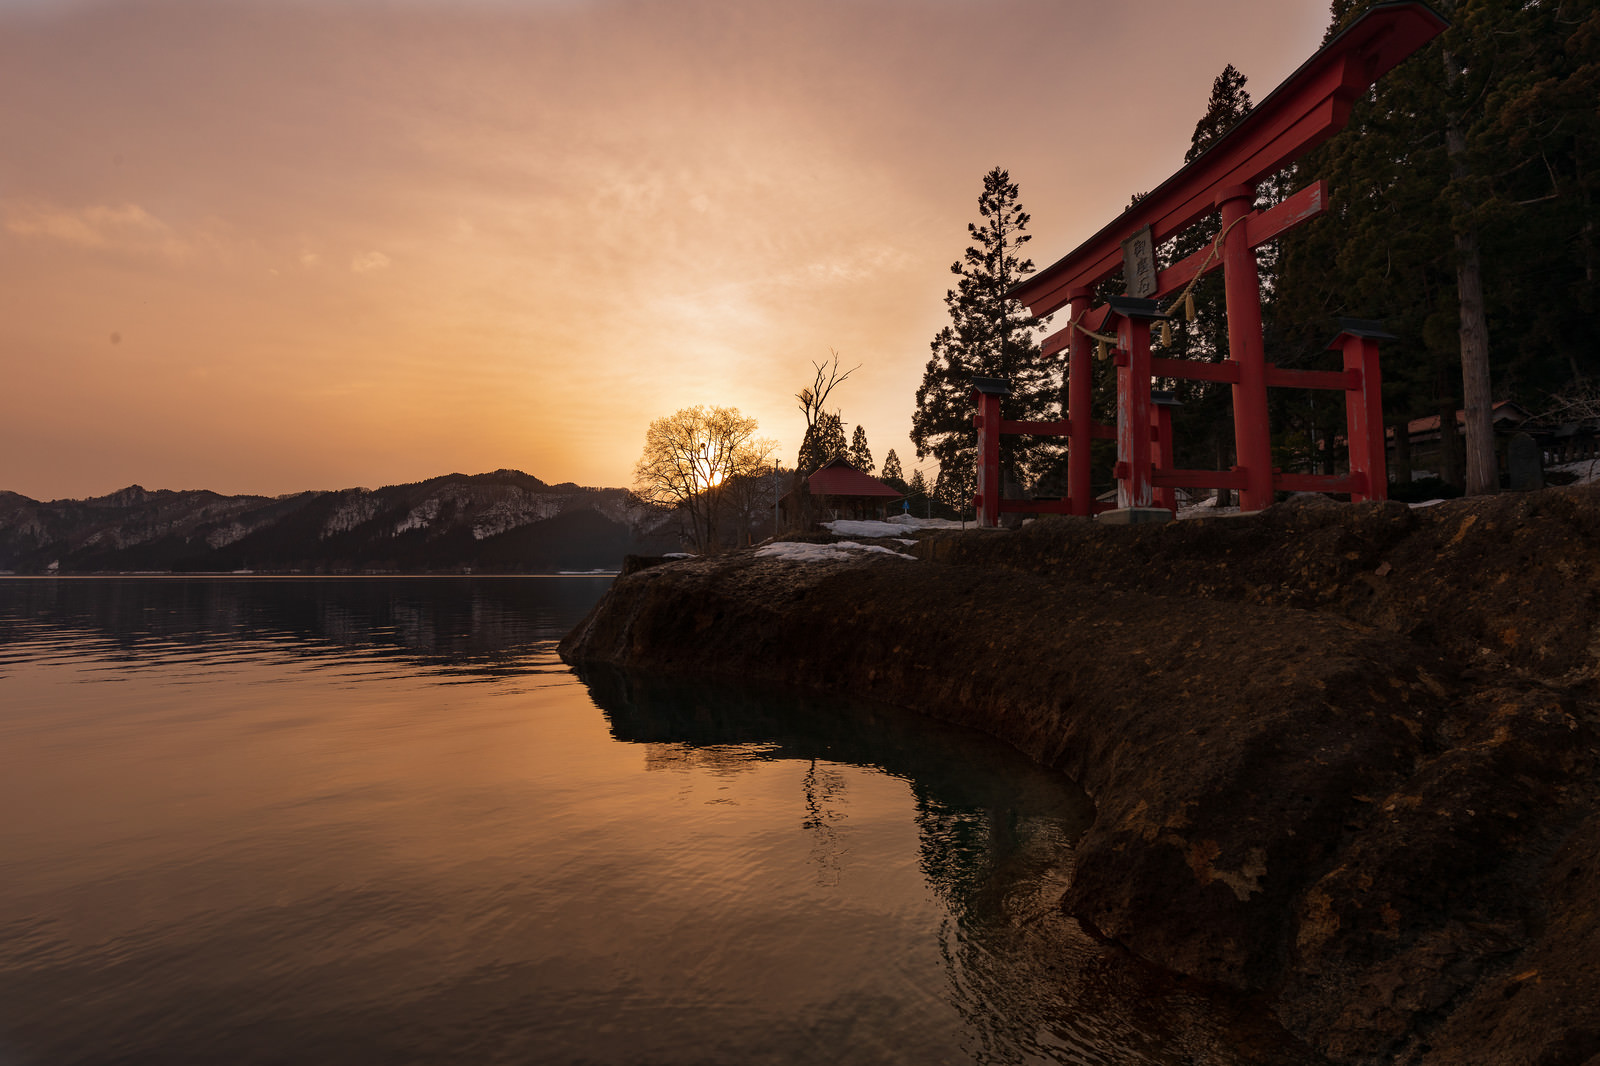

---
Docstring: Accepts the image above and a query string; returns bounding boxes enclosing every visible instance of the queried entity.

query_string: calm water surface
[0,577,1296,1065]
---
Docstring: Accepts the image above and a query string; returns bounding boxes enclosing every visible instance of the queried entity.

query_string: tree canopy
[912,167,1054,511]
[848,425,874,475]
[797,411,849,474]
[1270,0,1600,491]
[881,449,904,487]
[632,405,776,552]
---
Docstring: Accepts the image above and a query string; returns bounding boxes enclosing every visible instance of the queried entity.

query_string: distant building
[1526,409,1600,467]
[1389,401,1531,478]
[780,458,903,527]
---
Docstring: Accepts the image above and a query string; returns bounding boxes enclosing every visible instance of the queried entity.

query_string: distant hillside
[0,470,683,574]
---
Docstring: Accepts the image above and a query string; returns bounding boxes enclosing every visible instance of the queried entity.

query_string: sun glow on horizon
[0,0,1330,501]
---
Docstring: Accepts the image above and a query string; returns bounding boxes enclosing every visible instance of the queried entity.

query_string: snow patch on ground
[755,540,917,562]
[1176,495,1241,519]
[822,515,965,538]
[1551,459,1600,486]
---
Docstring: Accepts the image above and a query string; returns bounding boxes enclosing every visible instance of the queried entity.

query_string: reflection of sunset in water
[0,576,1316,1063]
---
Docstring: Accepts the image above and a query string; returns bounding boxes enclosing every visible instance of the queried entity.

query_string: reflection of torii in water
[801,758,848,887]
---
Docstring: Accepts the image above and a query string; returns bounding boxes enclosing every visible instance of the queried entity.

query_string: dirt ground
[562,486,1600,1066]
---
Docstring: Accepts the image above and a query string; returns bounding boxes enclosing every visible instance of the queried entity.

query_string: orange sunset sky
[1,0,1331,501]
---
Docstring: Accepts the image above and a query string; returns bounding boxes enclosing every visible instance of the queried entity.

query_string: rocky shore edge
[560,487,1600,1066]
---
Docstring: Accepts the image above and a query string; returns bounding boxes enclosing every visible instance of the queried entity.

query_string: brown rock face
[560,487,1600,1066]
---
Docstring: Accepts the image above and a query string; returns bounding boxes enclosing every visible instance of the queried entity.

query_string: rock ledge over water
[560,487,1600,1066]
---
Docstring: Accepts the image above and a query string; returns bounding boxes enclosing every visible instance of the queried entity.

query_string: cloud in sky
[4,201,189,257]
[0,0,1331,500]
[350,251,392,274]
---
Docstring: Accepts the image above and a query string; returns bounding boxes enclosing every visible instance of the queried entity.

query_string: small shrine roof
[808,458,902,498]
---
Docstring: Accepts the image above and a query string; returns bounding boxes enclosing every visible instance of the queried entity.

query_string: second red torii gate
[986,1,1446,522]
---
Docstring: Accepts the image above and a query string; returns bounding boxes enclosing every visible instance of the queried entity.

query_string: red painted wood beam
[1151,181,1328,300]
[997,418,1116,440]
[1011,3,1446,319]
[1000,419,1071,437]
[996,499,1079,514]
[1246,180,1331,252]
[1041,325,1072,358]
[972,387,1004,526]
[1264,366,1362,391]
[1153,468,1251,490]
[1275,472,1367,495]
[1042,303,1115,358]
[1150,357,1242,384]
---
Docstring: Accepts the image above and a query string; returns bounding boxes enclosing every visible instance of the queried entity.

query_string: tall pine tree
[1272,0,1599,492]
[912,168,1054,510]
[1270,4,1462,485]
[881,449,904,487]
[797,411,849,472]
[848,425,874,474]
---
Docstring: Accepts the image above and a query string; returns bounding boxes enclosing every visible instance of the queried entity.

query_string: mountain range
[0,470,682,574]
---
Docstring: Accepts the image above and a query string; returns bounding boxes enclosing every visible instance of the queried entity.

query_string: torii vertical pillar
[1067,286,1096,516]
[1219,184,1275,512]
[1108,297,1166,511]
[971,377,1011,527]
[1151,391,1181,513]
[1332,318,1394,503]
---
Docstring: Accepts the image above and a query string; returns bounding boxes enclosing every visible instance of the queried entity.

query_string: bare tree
[795,351,859,471]
[720,467,783,547]
[1538,379,1600,423]
[1535,380,1600,482]
[633,406,777,553]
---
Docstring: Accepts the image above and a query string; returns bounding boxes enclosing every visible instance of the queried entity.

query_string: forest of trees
[911,0,1599,506]
[1272,0,1600,494]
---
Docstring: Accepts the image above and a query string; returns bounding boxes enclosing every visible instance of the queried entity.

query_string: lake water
[0,577,1303,1065]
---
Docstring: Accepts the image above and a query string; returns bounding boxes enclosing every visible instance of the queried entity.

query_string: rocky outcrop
[560,488,1600,1066]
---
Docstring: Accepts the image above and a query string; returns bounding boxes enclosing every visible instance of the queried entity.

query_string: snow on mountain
[0,471,678,573]
[470,493,565,539]
[323,492,384,538]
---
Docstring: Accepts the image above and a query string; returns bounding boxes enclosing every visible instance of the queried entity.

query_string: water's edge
[560,493,1600,1066]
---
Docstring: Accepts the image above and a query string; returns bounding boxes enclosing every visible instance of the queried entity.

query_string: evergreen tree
[881,449,904,486]
[1271,0,1600,492]
[1190,64,1250,155]
[797,411,849,473]
[912,167,1054,510]
[848,425,874,474]
[1271,9,1461,483]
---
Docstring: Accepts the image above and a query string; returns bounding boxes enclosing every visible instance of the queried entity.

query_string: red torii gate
[973,1,1447,525]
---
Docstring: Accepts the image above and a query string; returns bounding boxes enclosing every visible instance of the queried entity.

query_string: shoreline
[0,570,620,578]
[560,487,1600,1065]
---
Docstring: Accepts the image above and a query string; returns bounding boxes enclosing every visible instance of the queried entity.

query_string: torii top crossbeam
[975,1,1445,522]
[1011,1,1447,320]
